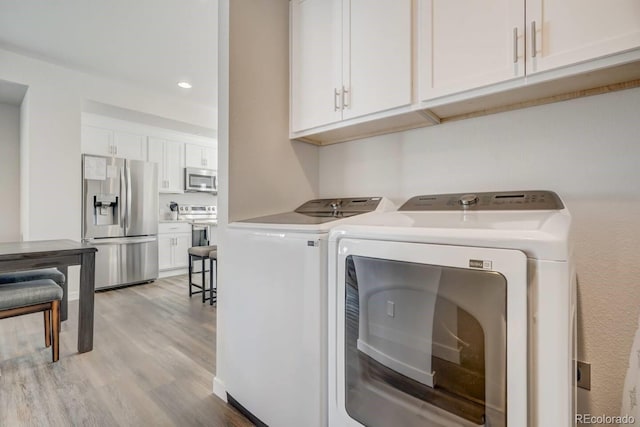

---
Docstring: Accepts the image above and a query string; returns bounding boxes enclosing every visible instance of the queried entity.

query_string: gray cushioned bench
[0,268,67,321]
[0,279,63,362]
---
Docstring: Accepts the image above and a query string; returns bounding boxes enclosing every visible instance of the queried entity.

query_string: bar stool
[188,245,217,303]
[208,249,217,306]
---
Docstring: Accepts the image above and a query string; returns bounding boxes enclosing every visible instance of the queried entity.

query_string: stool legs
[188,254,193,296]
[209,258,217,305]
[201,256,206,303]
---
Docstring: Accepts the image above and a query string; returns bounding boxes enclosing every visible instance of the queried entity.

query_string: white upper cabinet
[343,0,412,120]
[290,0,413,133]
[526,0,640,74]
[420,0,640,101]
[81,125,146,160]
[185,143,217,169]
[290,0,341,131]
[148,137,184,193]
[420,0,525,99]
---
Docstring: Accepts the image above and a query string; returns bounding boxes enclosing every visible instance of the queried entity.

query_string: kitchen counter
[159,219,190,224]
[159,219,218,225]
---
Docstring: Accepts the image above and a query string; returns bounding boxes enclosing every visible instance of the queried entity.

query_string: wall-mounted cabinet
[290,1,640,145]
[419,0,640,101]
[290,0,433,144]
[148,137,185,193]
[185,143,217,169]
[81,126,147,160]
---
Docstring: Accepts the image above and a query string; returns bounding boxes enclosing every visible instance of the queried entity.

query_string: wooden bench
[0,279,63,362]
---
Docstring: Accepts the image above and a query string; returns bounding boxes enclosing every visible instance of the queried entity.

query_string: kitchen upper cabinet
[420,0,640,101]
[420,0,524,99]
[81,125,146,160]
[526,0,640,74]
[290,0,412,132]
[185,143,217,169]
[148,137,184,193]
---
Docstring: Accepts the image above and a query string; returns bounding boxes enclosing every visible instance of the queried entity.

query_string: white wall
[319,87,640,421]
[0,47,216,298]
[214,0,319,400]
[0,103,20,242]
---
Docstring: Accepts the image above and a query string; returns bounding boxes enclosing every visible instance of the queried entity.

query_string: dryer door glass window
[344,255,507,426]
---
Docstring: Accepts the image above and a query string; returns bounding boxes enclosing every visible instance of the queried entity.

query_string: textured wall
[319,87,640,423]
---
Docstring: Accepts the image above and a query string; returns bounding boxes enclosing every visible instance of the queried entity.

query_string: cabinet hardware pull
[114,146,117,155]
[334,88,340,111]
[342,86,349,108]
[513,27,518,63]
[531,21,537,58]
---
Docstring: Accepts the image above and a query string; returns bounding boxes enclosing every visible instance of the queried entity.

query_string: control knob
[330,200,342,210]
[459,194,479,207]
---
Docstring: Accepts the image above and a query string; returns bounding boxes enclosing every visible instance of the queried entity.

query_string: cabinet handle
[531,20,537,58]
[204,159,207,167]
[513,27,518,63]
[334,88,341,111]
[342,86,349,109]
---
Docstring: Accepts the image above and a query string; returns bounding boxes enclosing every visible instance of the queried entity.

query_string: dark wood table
[0,239,97,353]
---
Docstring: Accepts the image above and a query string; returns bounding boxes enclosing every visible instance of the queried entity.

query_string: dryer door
[330,239,527,427]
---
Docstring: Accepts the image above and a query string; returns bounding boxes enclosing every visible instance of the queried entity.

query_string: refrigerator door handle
[120,166,126,229]
[126,165,132,235]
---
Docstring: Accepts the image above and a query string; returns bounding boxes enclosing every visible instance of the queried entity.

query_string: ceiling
[0,0,218,108]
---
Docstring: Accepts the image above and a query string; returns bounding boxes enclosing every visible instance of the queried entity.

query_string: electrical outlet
[577,361,591,390]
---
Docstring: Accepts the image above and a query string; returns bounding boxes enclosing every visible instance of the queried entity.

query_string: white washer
[328,191,576,427]
[223,197,395,427]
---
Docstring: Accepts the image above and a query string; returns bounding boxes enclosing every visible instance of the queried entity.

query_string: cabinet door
[290,0,342,132]
[165,140,185,192]
[158,235,174,270]
[526,0,640,74]
[81,125,113,156]
[173,234,192,268]
[420,0,524,100]
[185,144,204,168]
[113,131,147,160]
[202,145,217,170]
[342,0,412,120]
[147,138,166,191]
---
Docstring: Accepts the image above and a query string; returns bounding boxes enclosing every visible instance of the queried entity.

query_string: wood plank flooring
[0,275,253,427]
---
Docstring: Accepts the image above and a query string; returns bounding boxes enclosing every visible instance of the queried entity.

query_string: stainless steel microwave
[185,167,217,193]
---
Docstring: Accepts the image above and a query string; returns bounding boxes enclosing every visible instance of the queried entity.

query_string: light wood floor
[0,275,253,427]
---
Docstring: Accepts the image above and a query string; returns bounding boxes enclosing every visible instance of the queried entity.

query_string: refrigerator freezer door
[88,237,159,290]
[125,159,158,237]
[82,155,126,239]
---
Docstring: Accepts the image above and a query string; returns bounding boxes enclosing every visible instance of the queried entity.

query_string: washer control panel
[295,197,382,214]
[399,191,564,211]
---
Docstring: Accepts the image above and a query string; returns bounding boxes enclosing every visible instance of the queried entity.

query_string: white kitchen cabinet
[158,223,191,270]
[81,125,147,160]
[185,143,217,169]
[290,0,412,132]
[420,0,640,100]
[148,137,184,193]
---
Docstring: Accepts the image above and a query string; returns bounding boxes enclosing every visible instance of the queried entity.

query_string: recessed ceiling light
[178,81,192,89]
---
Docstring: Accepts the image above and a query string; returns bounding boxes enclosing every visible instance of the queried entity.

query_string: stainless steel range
[178,205,217,247]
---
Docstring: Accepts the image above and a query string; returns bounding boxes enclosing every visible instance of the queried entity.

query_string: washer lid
[236,197,384,225]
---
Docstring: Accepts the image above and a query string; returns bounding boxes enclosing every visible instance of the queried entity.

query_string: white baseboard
[213,376,227,402]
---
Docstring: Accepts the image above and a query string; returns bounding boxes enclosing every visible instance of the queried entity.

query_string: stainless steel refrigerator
[82,154,159,290]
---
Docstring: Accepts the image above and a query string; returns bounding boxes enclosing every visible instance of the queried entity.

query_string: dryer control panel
[399,190,564,211]
[296,197,382,215]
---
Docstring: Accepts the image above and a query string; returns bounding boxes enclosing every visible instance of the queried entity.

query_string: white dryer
[328,191,576,427]
[223,197,395,427]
